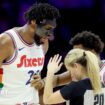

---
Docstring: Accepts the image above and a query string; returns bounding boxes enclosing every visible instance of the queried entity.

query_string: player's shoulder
[0,31,13,47]
[0,29,15,61]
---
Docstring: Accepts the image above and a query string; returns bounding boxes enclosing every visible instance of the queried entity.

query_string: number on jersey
[26,70,40,85]
[94,94,104,105]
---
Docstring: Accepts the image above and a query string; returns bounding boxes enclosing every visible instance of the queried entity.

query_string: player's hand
[47,54,63,74]
[31,75,44,90]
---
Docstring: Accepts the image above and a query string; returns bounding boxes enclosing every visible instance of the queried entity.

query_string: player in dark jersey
[43,49,104,105]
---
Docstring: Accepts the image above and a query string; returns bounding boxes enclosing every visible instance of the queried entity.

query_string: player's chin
[42,35,54,41]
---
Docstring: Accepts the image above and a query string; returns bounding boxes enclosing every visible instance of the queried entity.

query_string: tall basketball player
[0,3,60,105]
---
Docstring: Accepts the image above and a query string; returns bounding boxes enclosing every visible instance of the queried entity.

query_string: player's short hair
[24,3,60,24]
[70,31,104,54]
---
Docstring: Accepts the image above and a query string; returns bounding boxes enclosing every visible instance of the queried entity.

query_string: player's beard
[34,33,43,46]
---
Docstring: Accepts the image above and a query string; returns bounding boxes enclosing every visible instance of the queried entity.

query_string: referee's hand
[47,54,63,74]
[30,75,44,90]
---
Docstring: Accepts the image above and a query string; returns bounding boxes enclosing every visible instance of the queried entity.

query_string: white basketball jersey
[0,28,45,105]
[100,60,105,86]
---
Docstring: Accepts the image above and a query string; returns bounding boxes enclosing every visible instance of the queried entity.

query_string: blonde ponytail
[85,51,102,93]
[64,49,102,93]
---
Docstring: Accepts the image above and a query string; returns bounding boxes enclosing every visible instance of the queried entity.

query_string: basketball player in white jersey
[0,3,60,105]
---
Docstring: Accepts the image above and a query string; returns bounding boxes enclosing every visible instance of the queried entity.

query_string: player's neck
[17,24,34,44]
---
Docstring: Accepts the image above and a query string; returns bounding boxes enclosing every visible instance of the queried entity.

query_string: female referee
[43,49,105,105]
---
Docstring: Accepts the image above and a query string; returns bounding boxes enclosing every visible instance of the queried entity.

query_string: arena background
[0,0,105,105]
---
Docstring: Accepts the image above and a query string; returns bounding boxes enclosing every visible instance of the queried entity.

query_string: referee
[43,49,104,105]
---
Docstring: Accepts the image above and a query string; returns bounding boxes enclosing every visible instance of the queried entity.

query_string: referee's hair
[70,31,104,54]
[65,49,102,94]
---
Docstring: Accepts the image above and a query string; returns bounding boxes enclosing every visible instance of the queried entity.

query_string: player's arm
[0,34,13,67]
[41,71,72,88]
[53,71,71,87]
[31,69,71,89]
